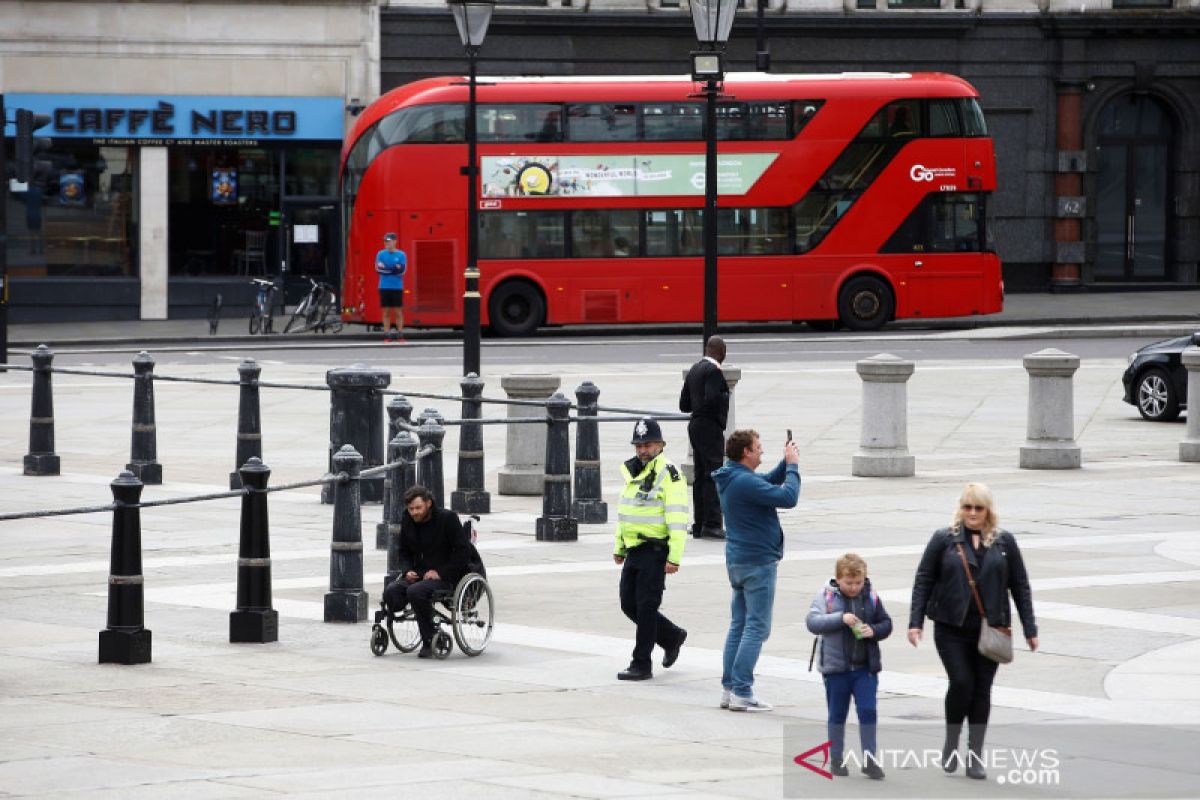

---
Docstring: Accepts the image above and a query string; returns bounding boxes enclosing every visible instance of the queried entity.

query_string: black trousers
[934,621,1000,728]
[384,577,451,645]
[688,418,724,533]
[619,544,685,670]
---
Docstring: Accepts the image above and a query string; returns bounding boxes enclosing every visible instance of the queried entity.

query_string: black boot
[965,725,987,780]
[830,754,849,777]
[942,724,962,773]
[861,752,885,780]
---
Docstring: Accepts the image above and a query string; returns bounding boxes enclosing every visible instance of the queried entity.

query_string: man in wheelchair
[382,485,472,658]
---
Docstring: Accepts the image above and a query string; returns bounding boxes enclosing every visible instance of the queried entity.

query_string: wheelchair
[369,538,494,660]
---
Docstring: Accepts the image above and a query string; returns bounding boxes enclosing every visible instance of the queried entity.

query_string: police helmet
[630,417,664,444]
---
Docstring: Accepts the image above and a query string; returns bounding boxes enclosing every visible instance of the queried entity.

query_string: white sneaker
[728,694,773,712]
[720,689,731,709]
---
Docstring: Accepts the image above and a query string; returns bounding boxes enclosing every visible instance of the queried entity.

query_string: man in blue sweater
[712,428,801,712]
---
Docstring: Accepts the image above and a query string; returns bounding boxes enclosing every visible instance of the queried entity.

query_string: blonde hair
[836,553,867,578]
[952,482,999,547]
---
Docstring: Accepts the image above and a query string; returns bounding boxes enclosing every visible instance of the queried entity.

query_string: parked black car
[1122,332,1199,421]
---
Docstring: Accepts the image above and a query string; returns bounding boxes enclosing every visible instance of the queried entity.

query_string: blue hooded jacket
[711,458,800,566]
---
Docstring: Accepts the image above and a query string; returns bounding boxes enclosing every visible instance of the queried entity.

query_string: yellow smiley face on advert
[517,164,552,195]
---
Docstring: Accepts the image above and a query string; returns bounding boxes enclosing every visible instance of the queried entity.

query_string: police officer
[613,417,689,681]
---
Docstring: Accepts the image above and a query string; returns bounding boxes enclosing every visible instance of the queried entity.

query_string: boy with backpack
[805,553,893,779]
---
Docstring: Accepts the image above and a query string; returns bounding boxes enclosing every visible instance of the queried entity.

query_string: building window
[5,141,138,278]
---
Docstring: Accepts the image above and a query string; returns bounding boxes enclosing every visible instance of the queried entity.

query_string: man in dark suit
[679,336,730,540]
[382,485,470,657]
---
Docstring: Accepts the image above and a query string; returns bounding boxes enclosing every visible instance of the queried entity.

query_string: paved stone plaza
[1,331,1198,797]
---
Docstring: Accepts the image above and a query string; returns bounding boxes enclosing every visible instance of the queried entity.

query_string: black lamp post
[449,0,494,378]
[689,0,737,350]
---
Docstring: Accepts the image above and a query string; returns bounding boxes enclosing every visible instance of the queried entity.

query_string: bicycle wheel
[313,291,338,333]
[249,310,262,336]
[283,298,311,334]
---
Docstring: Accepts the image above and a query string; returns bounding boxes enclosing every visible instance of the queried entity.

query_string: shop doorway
[1093,94,1174,281]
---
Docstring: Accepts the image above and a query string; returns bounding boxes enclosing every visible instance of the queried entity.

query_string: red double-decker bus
[340,72,1002,335]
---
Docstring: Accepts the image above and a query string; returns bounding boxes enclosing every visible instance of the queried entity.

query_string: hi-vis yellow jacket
[614,450,689,565]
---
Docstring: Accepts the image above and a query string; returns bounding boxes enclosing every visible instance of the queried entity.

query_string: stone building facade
[382,0,1200,292]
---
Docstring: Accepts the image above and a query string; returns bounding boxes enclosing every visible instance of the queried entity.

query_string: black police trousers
[688,418,724,534]
[619,543,685,670]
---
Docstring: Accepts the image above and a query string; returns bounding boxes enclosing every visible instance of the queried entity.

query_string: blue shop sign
[3,94,345,141]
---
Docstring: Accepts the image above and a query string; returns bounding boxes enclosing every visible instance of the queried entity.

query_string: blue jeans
[824,668,878,757]
[721,561,778,698]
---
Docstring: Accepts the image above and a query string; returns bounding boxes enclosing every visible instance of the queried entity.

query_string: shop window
[285,149,338,196]
[5,141,137,278]
[168,146,279,276]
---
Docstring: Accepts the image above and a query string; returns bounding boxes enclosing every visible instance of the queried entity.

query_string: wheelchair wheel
[433,631,453,660]
[451,573,494,657]
[386,612,422,653]
[370,624,388,656]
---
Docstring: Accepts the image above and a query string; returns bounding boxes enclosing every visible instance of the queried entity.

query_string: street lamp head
[448,0,495,49]
[691,51,724,83]
[689,0,738,47]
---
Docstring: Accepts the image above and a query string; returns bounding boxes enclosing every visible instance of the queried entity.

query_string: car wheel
[488,280,545,337]
[837,275,894,332]
[1135,367,1180,422]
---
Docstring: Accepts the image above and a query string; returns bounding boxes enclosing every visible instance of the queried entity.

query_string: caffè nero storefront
[4,93,345,321]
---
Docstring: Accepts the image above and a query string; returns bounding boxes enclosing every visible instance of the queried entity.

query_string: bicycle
[248,278,279,335]
[283,278,343,334]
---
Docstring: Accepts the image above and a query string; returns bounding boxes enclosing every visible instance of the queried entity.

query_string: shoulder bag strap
[955,543,988,618]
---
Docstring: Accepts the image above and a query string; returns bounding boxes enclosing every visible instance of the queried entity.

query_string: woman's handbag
[956,543,1013,664]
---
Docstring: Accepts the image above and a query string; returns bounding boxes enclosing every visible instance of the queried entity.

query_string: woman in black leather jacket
[907,483,1038,780]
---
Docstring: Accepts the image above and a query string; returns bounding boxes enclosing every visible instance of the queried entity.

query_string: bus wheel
[488,280,545,337]
[837,276,893,332]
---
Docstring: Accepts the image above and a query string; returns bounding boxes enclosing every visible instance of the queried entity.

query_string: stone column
[499,373,560,495]
[852,354,915,478]
[682,364,741,483]
[1180,346,1200,463]
[138,146,168,320]
[1020,348,1081,469]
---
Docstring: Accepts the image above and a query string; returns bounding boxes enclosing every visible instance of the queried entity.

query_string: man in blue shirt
[375,232,407,342]
[711,429,801,712]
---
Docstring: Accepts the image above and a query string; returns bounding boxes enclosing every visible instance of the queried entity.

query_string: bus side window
[889,102,919,138]
[928,100,961,137]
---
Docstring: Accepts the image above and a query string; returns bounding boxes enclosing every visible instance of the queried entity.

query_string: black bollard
[375,395,411,550]
[452,372,491,515]
[229,358,263,490]
[536,392,578,541]
[384,430,417,590]
[99,470,152,664]
[321,365,391,505]
[325,444,368,622]
[230,457,278,643]
[571,381,607,523]
[126,351,162,484]
[395,395,414,427]
[24,344,60,476]
[417,419,446,508]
